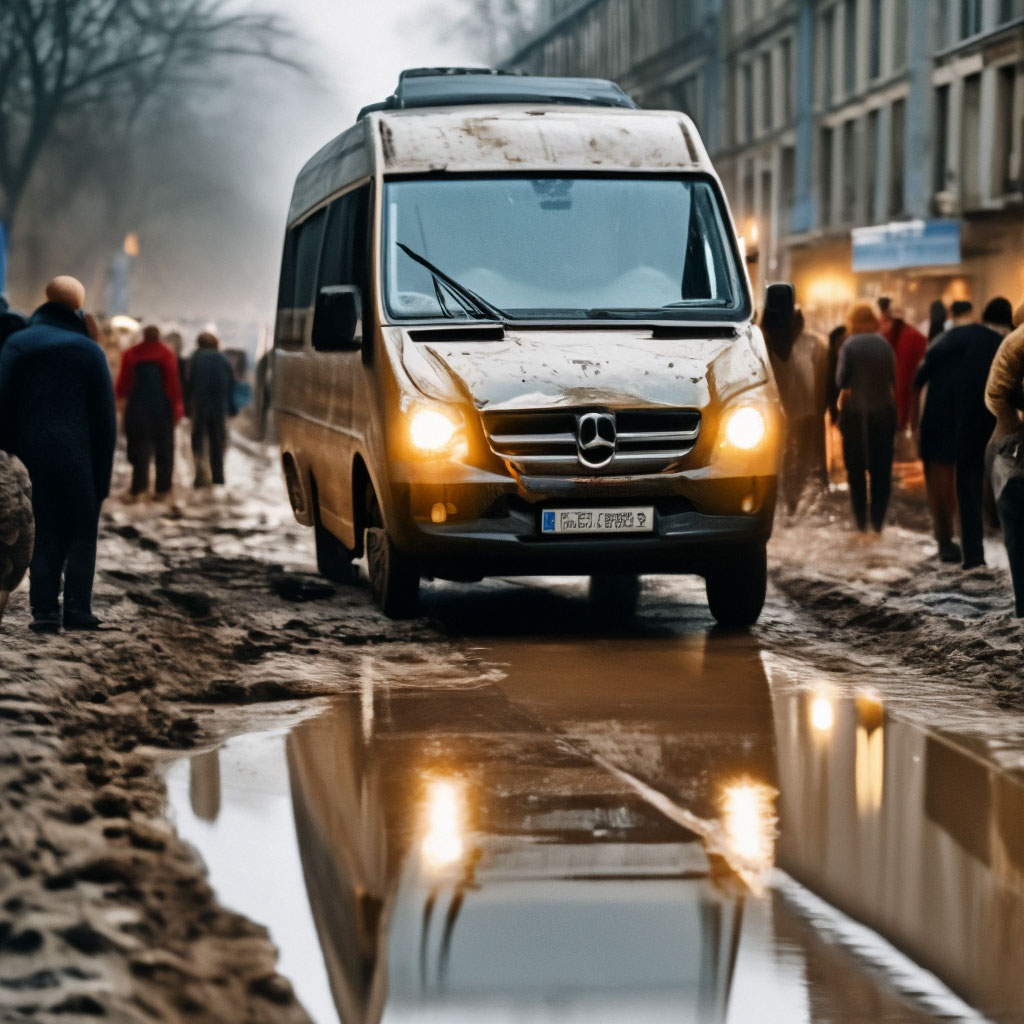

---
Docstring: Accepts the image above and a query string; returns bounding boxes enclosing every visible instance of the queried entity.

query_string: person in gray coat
[186,331,236,488]
[836,303,898,533]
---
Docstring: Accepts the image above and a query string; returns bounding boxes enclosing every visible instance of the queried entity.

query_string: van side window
[319,184,371,293]
[275,208,326,350]
[274,231,298,350]
[294,208,327,308]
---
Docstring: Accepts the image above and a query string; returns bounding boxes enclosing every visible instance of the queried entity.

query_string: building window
[842,119,858,223]
[962,73,983,206]
[780,36,794,123]
[820,6,836,107]
[960,0,982,37]
[669,73,702,129]
[892,0,910,72]
[889,99,906,218]
[820,126,834,225]
[761,51,773,134]
[844,0,858,95]
[995,64,1023,195]
[869,0,882,80]
[934,84,951,197]
[781,145,796,233]
[1000,0,1024,21]
[865,109,880,222]
[743,62,755,142]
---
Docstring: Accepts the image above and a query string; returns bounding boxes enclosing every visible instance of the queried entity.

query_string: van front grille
[484,408,701,475]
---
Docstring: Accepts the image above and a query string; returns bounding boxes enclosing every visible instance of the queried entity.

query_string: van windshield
[382,176,749,323]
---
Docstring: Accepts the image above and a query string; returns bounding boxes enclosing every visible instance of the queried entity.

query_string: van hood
[397,327,768,412]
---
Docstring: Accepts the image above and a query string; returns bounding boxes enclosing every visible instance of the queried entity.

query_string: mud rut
[1,452,1021,1022]
[0,482,487,1024]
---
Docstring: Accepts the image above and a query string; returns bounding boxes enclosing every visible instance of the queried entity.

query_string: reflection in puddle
[420,778,467,873]
[810,692,836,735]
[164,640,1019,1024]
[721,781,777,878]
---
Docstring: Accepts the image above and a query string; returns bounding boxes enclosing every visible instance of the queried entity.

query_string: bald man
[0,277,116,632]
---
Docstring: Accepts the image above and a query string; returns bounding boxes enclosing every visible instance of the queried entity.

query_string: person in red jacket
[879,297,928,433]
[115,324,184,500]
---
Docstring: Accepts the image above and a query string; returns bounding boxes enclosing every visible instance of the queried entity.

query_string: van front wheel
[365,498,419,619]
[705,545,767,629]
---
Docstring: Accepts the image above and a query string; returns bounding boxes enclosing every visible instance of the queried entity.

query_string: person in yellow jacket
[985,302,1024,616]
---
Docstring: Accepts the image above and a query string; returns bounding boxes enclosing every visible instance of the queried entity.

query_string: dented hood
[397,327,769,412]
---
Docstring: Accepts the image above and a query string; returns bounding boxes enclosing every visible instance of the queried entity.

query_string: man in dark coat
[915,297,1012,569]
[186,331,236,488]
[0,277,116,632]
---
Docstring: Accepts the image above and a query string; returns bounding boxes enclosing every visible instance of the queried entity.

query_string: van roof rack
[357,68,637,119]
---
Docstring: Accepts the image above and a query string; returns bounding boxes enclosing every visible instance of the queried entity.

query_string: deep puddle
[165,633,1024,1023]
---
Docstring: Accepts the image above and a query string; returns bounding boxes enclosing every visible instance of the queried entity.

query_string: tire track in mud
[0,486,485,1023]
[769,527,1024,709]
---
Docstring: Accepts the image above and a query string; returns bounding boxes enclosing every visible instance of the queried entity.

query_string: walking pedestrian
[879,299,928,433]
[986,307,1024,616]
[186,331,236,488]
[115,324,183,501]
[949,300,975,328]
[914,328,961,563]
[915,299,1012,568]
[0,277,116,632]
[0,296,27,352]
[836,304,897,533]
[767,309,830,513]
[927,300,947,344]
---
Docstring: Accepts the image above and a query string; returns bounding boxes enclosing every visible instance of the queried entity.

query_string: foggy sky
[8,0,487,327]
[193,0,484,325]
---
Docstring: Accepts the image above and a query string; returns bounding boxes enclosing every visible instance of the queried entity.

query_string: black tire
[313,488,355,584]
[705,545,767,629]
[365,493,419,618]
[589,574,641,622]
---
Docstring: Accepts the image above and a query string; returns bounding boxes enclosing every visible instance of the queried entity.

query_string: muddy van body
[273,70,783,625]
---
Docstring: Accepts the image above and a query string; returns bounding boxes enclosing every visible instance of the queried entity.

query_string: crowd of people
[819,293,1024,616]
[0,276,238,633]
[4,272,1024,633]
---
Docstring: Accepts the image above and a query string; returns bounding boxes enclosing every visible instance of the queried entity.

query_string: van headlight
[409,407,459,453]
[724,407,767,450]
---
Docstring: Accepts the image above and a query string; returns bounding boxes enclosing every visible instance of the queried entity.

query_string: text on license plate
[541,507,655,535]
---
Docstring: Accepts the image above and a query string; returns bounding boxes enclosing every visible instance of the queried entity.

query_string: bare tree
[443,0,543,65]
[0,0,298,234]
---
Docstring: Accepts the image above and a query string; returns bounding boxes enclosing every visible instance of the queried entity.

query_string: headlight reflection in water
[721,780,777,880]
[421,778,466,872]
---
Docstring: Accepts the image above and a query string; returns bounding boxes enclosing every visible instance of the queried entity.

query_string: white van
[273,69,786,625]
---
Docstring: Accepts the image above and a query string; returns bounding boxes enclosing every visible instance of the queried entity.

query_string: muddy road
[1,443,1023,1023]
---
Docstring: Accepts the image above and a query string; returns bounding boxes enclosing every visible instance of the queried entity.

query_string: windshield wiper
[397,243,509,323]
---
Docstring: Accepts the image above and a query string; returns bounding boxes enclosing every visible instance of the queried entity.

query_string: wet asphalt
[162,572,1024,1024]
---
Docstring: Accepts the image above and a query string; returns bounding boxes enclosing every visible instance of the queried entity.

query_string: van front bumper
[385,472,777,579]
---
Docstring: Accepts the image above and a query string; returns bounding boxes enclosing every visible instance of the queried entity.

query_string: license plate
[541,507,655,535]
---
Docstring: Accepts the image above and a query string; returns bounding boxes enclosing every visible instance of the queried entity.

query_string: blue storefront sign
[852,219,962,273]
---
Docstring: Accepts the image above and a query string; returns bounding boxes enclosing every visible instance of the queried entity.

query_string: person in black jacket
[0,295,27,352]
[186,331,236,488]
[0,277,116,632]
[915,298,1012,568]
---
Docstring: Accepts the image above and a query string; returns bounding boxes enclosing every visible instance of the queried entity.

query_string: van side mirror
[312,286,362,352]
[761,282,799,361]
